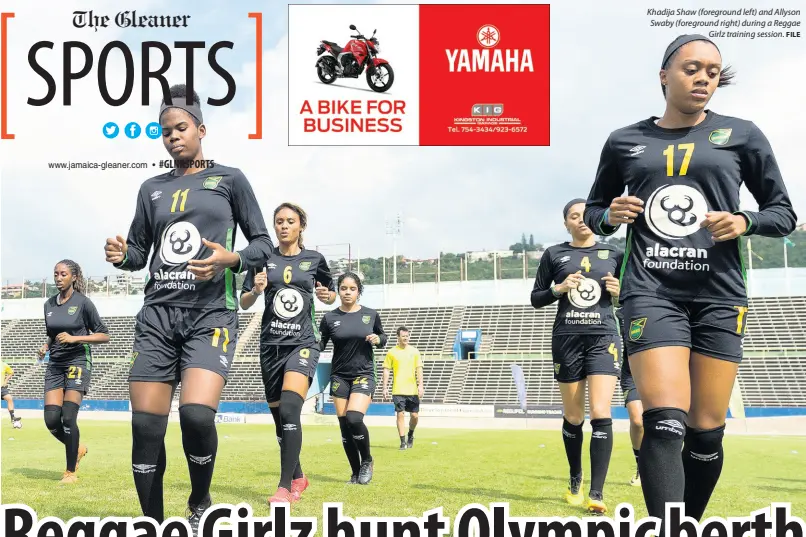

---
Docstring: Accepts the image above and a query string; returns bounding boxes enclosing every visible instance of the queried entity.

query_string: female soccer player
[240,202,336,504]
[531,198,623,514]
[584,35,797,524]
[616,308,643,487]
[104,85,273,529]
[37,259,109,484]
[320,272,387,485]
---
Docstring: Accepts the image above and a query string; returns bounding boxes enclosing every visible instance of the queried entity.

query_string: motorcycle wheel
[367,63,394,92]
[317,56,338,84]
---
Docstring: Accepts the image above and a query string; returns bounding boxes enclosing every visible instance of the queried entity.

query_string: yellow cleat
[587,498,607,515]
[60,471,78,484]
[563,475,584,506]
[630,470,641,487]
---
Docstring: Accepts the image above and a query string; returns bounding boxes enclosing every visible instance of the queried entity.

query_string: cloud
[1,0,804,284]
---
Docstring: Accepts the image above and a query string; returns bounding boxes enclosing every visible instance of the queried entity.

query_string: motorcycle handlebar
[350,34,365,39]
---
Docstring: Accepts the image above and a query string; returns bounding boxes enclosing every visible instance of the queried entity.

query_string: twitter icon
[103,122,119,139]
[125,122,141,139]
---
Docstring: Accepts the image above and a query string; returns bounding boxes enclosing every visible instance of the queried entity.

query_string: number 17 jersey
[243,249,334,346]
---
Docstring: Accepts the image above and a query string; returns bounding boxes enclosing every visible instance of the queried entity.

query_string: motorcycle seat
[322,41,343,54]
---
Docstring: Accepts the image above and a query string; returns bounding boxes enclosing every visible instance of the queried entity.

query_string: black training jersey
[242,248,335,346]
[531,242,623,335]
[44,292,108,362]
[585,111,796,303]
[115,164,273,311]
[319,306,388,378]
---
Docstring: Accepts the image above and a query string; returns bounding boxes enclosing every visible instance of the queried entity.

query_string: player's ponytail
[274,203,308,249]
[57,259,86,295]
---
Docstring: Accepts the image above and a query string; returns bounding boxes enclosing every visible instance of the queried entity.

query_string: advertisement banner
[493,404,564,418]
[288,3,549,146]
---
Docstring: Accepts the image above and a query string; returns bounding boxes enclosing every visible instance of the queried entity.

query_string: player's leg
[332,377,361,482]
[44,385,67,448]
[406,397,420,448]
[584,335,622,513]
[261,346,286,486]
[683,301,746,521]
[60,360,91,483]
[178,308,237,525]
[345,377,375,485]
[626,399,644,486]
[3,387,18,425]
[554,335,586,505]
[393,396,407,449]
[129,305,181,522]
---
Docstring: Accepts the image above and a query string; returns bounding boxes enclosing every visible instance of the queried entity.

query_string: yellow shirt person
[382,327,423,450]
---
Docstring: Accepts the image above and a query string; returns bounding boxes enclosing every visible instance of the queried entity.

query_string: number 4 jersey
[243,249,335,346]
[531,243,623,335]
[585,111,797,304]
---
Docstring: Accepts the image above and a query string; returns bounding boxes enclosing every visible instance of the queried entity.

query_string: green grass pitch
[2,421,805,523]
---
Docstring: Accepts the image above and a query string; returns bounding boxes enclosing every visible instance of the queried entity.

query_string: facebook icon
[124,122,141,139]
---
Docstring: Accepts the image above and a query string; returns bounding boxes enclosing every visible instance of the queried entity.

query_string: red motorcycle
[316,25,394,93]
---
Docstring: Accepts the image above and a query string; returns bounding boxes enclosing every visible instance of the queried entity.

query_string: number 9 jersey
[243,248,335,346]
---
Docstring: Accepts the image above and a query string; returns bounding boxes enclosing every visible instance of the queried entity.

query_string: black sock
[683,425,725,521]
[634,448,640,471]
[62,401,80,472]
[639,407,687,524]
[589,418,613,499]
[132,411,169,521]
[278,391,304,490]
[408,429,414,438]
[9,409,15,420]
[338,416,361,475]
[400,435,405,444]
[561,418,584,478]
[179,404,218,506]
[346,410,371,462]
[271,405,304,482]
[44,405,66,444]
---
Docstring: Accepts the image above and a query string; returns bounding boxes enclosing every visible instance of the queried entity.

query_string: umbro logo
[151,191,162,201]
[334,321,341,327]
[133,463,157,474]
[267,263,277,270]
[352,435,365,440]
[629,145,646,156]
[559,256,570,264]
[47,312,53,317]
[299,358,308,367]
[189,454,212,465]
[562,429,575,439]
[592,431,608,439]
[656,419,685,436]
[690,452,719,462]
[283,423,298,431]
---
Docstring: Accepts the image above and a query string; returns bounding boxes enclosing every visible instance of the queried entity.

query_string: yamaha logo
[477,25,500,48]
[645,184,708,240]
[273,288,304,320]
[568,277,601,309]
[159,221,201,265]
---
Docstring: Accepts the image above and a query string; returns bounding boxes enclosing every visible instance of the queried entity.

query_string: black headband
[661,34,719,68]
[563,198,586,219]
[159,99,203,124]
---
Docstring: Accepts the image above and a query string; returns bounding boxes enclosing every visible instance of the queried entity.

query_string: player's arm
[382,352,393,397]
[4,365,13,385]
[314,255,337,305]
[584,135,638,235]
[229,171,274,273]
[77,299,110,345]
[240,267,265,309]
[370,313,388,348]
[530,249,559,308]
[736,123,798,237]
[604,249,624,307]
[318,316,331,351]
[416,352,424,398]
[108,187,153,271]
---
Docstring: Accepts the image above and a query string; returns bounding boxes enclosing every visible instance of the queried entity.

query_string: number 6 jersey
[531,242,623,335]
[585,111,796,304]
[242,248,335,346]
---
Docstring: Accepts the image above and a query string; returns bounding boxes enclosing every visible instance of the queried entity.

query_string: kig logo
[25,10,237,107]
[446,24,534,73]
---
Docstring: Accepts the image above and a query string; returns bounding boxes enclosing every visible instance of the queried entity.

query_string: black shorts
[393,395,420,413]
[620,349,640,405]
[620,295,747,363]
[330,374,375,399]
[261,343,320,403]
[551,333,622,383]
[129,305,238,383]
[45,358,92,395]
[1,386,9,398]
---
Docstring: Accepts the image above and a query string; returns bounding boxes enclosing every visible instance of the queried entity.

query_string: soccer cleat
[587,497,608,515]
[291,475,309,501]
[76,444,88,471]
[348,475,359,484]
[186,494,212,536]
[268,487,295,504]
[563,474,584,506]
[12,418,22,429]
[399,442,407,451]
[358,459,374,485]
[630,469,641,487]
[407,435,414,449]
[59,471,78,484]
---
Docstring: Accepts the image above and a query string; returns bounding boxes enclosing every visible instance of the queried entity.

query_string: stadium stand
[3,296,806,408]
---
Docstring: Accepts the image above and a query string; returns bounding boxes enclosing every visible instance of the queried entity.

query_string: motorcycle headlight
[375,45,380,53]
